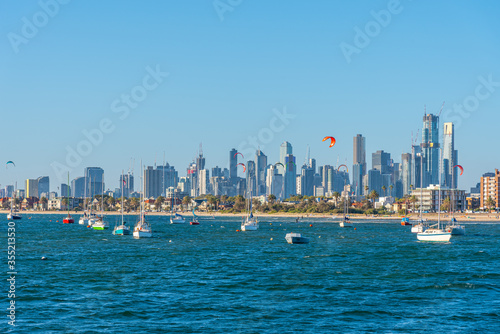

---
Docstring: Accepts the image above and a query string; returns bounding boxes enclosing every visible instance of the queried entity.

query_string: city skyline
[1,1,499,192]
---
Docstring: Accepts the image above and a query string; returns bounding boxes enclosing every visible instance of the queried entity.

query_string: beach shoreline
[2,210,498,222]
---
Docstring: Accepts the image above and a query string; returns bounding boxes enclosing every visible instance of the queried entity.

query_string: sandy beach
[2,210,499,222]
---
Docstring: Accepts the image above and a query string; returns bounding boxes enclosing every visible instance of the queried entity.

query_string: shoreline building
[480,169,500,210]
[421,114,440,187]
[442,122,458,189]
[353,134,366,198]
[85,167,104,199]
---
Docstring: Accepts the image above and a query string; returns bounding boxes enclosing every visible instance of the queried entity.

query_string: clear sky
[1,0,499,192]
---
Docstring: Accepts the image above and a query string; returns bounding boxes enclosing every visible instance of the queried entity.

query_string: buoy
[309,224,313,227]
[169,240,172,243]
[56,221,59,223]
[354,228,357,230]
[318,236,321,238]
[236,229,240,232]
[270,237,273,241]
[41,257,47,260]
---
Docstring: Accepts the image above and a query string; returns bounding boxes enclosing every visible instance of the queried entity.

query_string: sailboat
[113,170,131,235]
[445,168,466,235]
[7,184,21,220]
[133,163,152,238]
[241,183,258,231]
[190,209,200,225]
[417,149,451,242]
[339,190,353,228]
[92,177,109,230]
[169,193,186,224]
[79,173,90,225]
[411,152,428,233]
[63,172,74,224]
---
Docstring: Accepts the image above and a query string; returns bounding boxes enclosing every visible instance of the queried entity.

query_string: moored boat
[285,232,309,244]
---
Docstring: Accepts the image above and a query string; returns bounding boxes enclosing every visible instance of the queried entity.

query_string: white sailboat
[339,190,353,228]
[412,155,428,233]
[417,148,451,242]
[79,172,89,225]
[133,163,152,238]
[7,184,21,220]
[445,166,466,235]
[241,184,258,231]
[113,170,131,235]
[92,178,109,230]
[170,213,185,224]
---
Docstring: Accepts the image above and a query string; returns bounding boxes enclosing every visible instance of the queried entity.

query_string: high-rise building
[283,153,296,199]
[401,153,412,196]
[266,165,283,199]
[212,166,222,178]
[5,185,14,198]
[353,134,366,171]
[37,176,49,198]
[372,150,390,174]
[85,167,104,199]
[26,179,38,198]
[229,148,238,185]
[61,183,71,198]
[255,150,267,195]
[119,173,134,197]
[421,114,440,186]
[144,166,162,198]
[480,169,500,210]
[279,141,292,175]
[198,169,209,195]
[411,145,422,191]
[300,165,315,196]
[71,177,85,198]
[246,160,256,196]
[442,122,458,189]
[366,169,382,196]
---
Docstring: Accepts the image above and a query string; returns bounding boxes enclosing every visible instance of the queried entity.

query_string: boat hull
[78,218,88,225]
[340,222,353,228]
[170,218,185,224]
[113,226,131,235]
[411,224,427,233]
[417,230,451,242]
[7,214,21,220]
[63,218,74,224]
[133,230,152,238]
[446,225,466,235]
[190,221,200,225]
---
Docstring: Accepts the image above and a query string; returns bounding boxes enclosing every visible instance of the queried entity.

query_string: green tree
[267,194,276,205]
[389,184,393,196]
[155,196,165,212]
[382,186,386,197]
[182,196,192,210]
[332,192,341,204]
[441,197,451,212]
[130,197,140,211]
[486,196,495,211]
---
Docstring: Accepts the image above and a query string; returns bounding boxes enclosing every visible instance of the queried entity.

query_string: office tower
[300,165,315,196]
[84,167,104,199]
[157,163,178,195]
[366,169,382,196]
[266,165,283,199]
[411,145,422,190]
[119,173,134,197]
[255,150,267,195]
[71,177,85,198]
[5,185,14,198]
[372,150,390,174]
[480,169,500,210]
[245,160,256,196]
[421,113,440,186]
[198,169,209,195]
[61,183,70,197]
[26,179,38,198]
[442,122,458,189]
[37,176,49,198]
[353,134,367,172]
[279,141,293,175]
[401,153,412,196]
[283,153,296,199]
[212,166,222,178]
[144,166,162,198]
[229,148,237,184]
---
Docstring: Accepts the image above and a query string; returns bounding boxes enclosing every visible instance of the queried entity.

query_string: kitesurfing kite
[453,165,464,176]
[6,161,15,169]
[237,163,246,172]
[234,152,244,159]
[322,136,336,148]
[338,164,348,173]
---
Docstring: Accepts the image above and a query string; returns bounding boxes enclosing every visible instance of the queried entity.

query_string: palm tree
[409,195,417,212]
[130,197,140,211]
[389,184,393,197]
[332,191,341,204]
[155,196,165,212]
[369,190,379,202]
[182,196,192,211]
[382,186,386,197]
[486,196,495,211]
[441,197,451,212]
[267,194,276,205]
[364,185,369,196]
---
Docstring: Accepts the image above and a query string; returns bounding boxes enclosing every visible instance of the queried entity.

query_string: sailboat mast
[121,170,124,225]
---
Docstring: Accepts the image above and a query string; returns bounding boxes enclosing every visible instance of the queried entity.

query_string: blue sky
[1,0,499,191]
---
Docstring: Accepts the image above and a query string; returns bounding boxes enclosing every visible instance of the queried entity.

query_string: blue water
[2,214,499,333]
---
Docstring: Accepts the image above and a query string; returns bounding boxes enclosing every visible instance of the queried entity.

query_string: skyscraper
[144,166,162,198]
[401,153,412,196]
[372,150,391,174]
[283,153,296,199]
[442,122,458,188]
[71,177,85,198]
[255,150,267,195]
[300,164,315,196]
[246,160,256,196]
[229,148,237,185]
[26,179,38,198]
[353,134,367,197]
[61,183,70,198]
[198,169,209,195]
[37,176,49,198]
[279,141,292,175]
[119,173,134,197]
[421,114,440,186]
[85,167,104,199]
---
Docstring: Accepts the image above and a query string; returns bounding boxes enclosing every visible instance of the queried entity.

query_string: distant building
[5,185,14,198]
[266,165,283,199]
[421,114,440,187]
[442,122,458,189]
[61,183,71,198]
[246,160,256,196]
[255,150,267,195]
[37,176,49,198]
[411,186,466,212]
[283,153,296,199]
[26,179,38,198]
[480,169,500,210]
[71,177,85,198]
[372,150,391,174]
[198,169,209,195]
[85,167,104,199]
[229,148,238,185]
[279,141,292,175]
[119,173,134,197]
[401,153,412,196]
